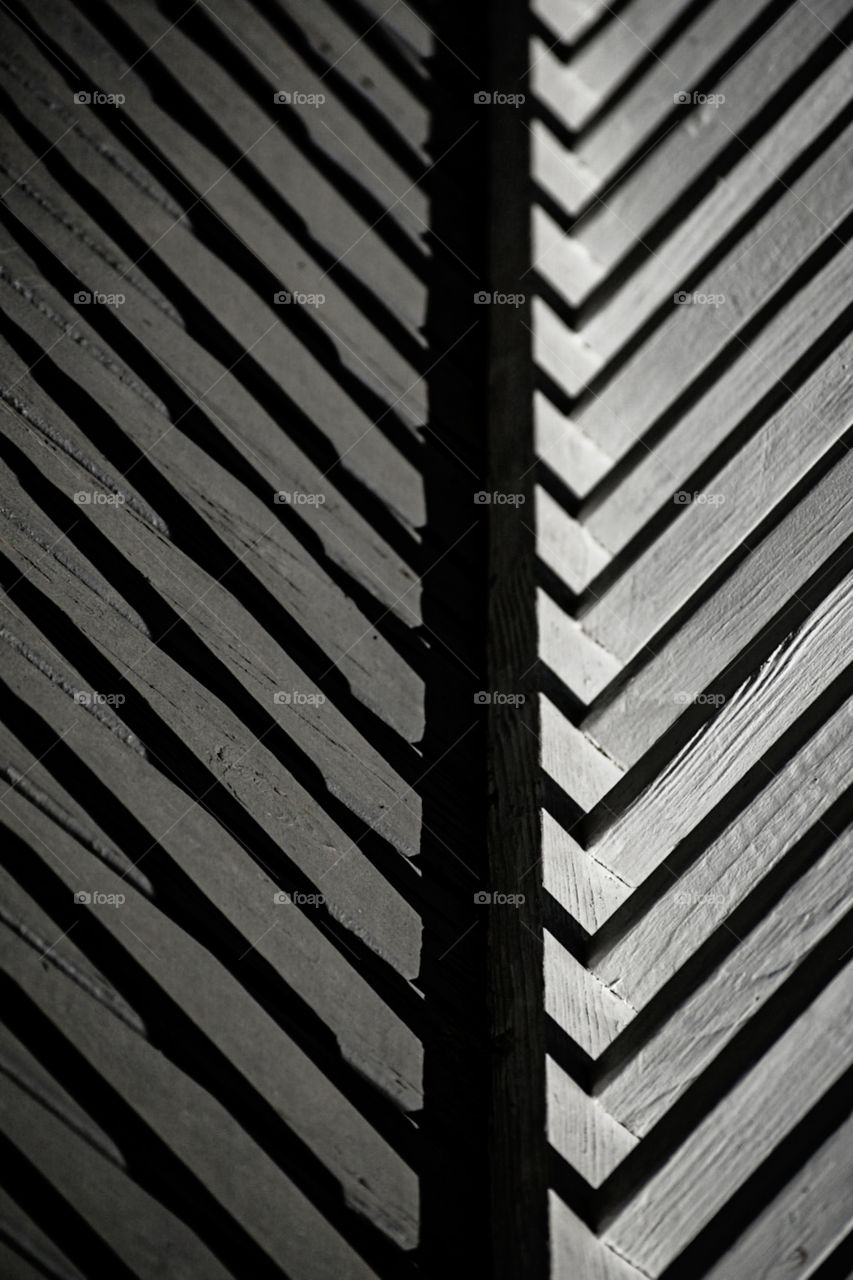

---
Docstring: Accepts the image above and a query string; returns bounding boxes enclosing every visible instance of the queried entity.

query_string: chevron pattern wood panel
[2,0,853,1277]
[527,0,853,1276]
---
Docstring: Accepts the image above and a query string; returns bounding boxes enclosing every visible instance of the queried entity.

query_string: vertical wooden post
[484,6,547,1277]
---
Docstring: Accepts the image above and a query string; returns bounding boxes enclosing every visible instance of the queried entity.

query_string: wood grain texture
[530,2,853,1275]
[0,0,489,1273]
[3,0,853,1275]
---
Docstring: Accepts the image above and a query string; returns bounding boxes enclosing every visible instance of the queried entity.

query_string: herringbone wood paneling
[528,1,853,1275]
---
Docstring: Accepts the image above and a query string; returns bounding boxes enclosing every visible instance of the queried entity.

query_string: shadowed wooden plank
[604,959,853,1274]
[18,1,429,515]
[538,587,621,706]
[702,1107,853,1279]
[599,825,853,1131]
[576,204,853,474]
[540,693,624,811]
[0,779,421,1248]
[0,722,424,1110]
[536,484,610,593]
[579,334,853,660]
[585,450,853,764]
[578,46,853,349]
[532,0,615,48]
[569,0,849,265]
[542,810,627,937]
[545,930,635,1059]
[532,0,691,133]
[591,575,853,885]
[532,0,773,219]
[550,1192,647,1280]
[593,694,853,996]
[547,1055,637,1187]
[0,925,384,1277]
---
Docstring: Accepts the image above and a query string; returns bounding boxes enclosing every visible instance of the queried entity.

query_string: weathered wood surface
[3,0,853,1276]
[530,0,853,1276]
[0,0,490,1276]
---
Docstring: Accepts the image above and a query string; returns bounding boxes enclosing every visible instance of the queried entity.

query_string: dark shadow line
[0,324,424,789]
[595,906,853,1229]
[0,637,423,1032]
[530,0,719,149]
[0,193,423,576]
[0,846,416,1275]
[0,722,422,1166]
[582,670,853,963]
[660,1063,853,1277]
[591,785,853,1088]
[0,1129,140,1280]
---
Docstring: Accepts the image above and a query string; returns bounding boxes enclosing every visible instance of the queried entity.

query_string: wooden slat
[604,959,853,1273]
[530,3,853,1273]
[701,1107,853,1279]
[532,0,775,218]
[578,45,853,352]
[0,924,382,1278]
[569,0,849,265]
[578,337,853,661]
[598,826,853,1131]
[584,450,853,761]
[590,576,853,884]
